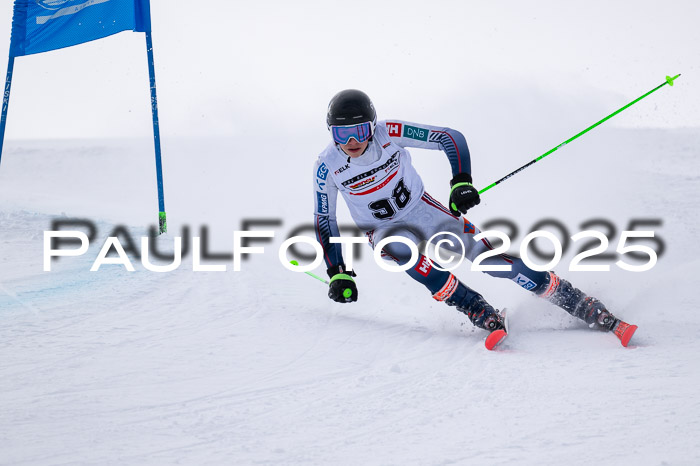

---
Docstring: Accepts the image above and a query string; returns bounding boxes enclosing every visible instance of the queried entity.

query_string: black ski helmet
[326,89,377,129]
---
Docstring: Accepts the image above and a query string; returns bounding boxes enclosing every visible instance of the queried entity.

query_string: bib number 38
[368,178,411,220]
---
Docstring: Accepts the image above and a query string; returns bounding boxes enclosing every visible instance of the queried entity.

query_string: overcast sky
[0,0,697,140]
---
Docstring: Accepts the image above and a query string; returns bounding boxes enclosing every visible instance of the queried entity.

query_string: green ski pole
[479,74,681,195]
[290,260,353,299]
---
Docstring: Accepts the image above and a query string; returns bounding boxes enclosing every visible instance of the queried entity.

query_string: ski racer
[312,89,636,347]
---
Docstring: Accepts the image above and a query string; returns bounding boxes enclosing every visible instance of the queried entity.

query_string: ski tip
[614,321,638,347]
[485,329,507,351]
[620,325,638,347]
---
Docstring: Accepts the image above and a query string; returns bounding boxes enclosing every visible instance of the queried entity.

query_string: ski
[613,320,638,347]
[485,308,509,351]
[483,311,637,349]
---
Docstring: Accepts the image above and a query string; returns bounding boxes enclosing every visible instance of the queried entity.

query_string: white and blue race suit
[313,120,547,301]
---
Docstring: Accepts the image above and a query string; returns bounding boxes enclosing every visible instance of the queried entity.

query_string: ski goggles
[330,121,374,145]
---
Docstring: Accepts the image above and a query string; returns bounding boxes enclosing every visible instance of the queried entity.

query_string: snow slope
[1,128,700,465]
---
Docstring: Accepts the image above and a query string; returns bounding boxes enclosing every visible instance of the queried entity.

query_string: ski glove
[449,172,480,216]
[327,265,358,303]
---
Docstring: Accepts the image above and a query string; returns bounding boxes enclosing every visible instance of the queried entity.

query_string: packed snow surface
[1,129,700,464]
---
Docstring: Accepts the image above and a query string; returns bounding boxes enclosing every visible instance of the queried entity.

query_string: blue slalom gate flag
[9,0,151,57]
[2,0,167,233]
